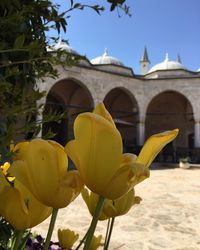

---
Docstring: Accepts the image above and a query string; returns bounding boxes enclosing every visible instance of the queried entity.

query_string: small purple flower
[36,235,44,243]
[25,233,64,250]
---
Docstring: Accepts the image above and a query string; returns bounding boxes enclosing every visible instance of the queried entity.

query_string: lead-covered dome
[90,49,124,66]
[47,38,79,55]
[148,54,187,73]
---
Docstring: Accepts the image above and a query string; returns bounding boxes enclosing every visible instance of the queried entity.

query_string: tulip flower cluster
[0,102,178,250]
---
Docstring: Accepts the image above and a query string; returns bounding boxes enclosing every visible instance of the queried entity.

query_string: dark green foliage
[0,0,129,245]
[0,0,130,160]
[0,0,78,159]
[0,218,13,249]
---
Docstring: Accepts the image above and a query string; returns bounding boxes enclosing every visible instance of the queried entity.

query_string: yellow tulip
[0,167,52,230]
[66,102,178,200]
[82,188,141,220]
[103,188,141,218]
[10,139,84,208]
[58,228,79,249]
[90,235,103,250]
[81,188,108,220]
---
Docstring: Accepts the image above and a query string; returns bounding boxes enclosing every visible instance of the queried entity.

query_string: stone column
[194,120,200,148]
[137,120,145,146]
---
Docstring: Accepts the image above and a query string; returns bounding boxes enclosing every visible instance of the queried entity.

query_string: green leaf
[73,3,81,9]
[14,34,25,49]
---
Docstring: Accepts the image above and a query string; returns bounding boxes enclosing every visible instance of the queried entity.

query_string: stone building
[38,40,200,162]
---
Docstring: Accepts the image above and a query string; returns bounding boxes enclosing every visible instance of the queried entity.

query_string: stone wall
[37,62,200,149]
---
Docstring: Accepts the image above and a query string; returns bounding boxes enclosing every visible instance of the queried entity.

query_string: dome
[48,38,79,55]
[148,54,187,73]
[90,49,124,66]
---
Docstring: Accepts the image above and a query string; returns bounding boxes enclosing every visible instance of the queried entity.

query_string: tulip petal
[65,140,82,174]
[0,168,10,192]
[27,139,60,192]
[136,129,179,167]
[81,188,97,216]
[68,112,122,195]
[102,200,118,218]
[12,141,29,160]
[0,170,29,229]
[121,153,137,165]
[113,189,142,216]
[93,102,116,128]
[106,193,141,218]
[10,160,35,196]
[14,180,52,228]
[47,170,84,208]
[0,169,52,230]
[11,140,60,204]
[104,154,149,199]
[47,140,68,178]
[0,186,30,230]
[90,235,103,250]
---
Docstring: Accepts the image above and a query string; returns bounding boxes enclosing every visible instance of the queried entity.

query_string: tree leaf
[14,34,25,49]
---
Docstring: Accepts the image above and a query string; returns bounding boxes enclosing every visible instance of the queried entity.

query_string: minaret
[140,46,150,75]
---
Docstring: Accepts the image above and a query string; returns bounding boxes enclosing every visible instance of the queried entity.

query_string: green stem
[104,217,115,250]
[75,229,88,250]
[104,218,111,249]
[83,196,105,250]
[12,230,23,250]
[43,208,59,250]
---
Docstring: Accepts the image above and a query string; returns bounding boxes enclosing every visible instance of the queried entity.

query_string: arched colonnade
[40,76,200,157]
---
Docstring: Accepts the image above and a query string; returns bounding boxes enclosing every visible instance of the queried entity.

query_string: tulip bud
[58,228,79,250]
[90,235,103,250]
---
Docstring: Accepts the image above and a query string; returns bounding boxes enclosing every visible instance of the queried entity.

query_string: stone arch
[143,86,196,121]
[42,78,94,145]
[103,87,139,151]
[145,90,194,160]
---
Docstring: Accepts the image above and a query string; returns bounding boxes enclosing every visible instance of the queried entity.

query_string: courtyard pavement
[33,166,200,250]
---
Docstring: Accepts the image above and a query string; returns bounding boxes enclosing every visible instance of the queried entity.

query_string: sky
[51,0,200,74]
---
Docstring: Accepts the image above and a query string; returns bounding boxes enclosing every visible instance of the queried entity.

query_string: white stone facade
[38,55,200,162]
